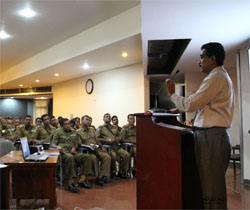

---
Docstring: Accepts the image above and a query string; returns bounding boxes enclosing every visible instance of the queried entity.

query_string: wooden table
[1,150,59,209]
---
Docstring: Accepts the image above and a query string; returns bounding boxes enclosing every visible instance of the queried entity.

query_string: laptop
[20,137,48,161]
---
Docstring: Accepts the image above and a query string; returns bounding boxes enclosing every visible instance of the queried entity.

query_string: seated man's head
[41,114,50,126]
[35,117,42,126]
[127,114,135,125]
[60,118,71,131]
[103,113,111,124]
[111,115,119,126]
[81,115,90,127]
[24,115,33,127]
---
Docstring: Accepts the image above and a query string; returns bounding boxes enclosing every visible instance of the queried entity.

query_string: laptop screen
[20,137,31,159]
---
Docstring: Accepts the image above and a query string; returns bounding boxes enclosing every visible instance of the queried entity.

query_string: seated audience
[33,114,56,144]
[121,114,137,177]
[96,113,130,179]
[52,118,92,193]
[16,115,36,144]
[111,115,122,133]
[50,116,59,128]
[77,115,111,186]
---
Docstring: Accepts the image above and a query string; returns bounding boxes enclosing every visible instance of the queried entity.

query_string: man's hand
[71,147,76,155]
[115,137,121,142]
[57,146,64,153]
[170,108,180,114]
[102,147,107,153]
[166,79,175,96]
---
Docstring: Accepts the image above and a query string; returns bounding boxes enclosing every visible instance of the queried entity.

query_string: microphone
[171,69,180,80]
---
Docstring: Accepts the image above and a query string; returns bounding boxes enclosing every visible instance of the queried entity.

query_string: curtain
[34,99,48,120]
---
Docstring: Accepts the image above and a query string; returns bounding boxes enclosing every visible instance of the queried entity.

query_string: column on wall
[33,99,48,120]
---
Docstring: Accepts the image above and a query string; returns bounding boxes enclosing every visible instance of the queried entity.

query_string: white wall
[53,63,149,127]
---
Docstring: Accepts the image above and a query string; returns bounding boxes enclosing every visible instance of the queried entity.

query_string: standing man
[52,118,92,193]
[166,42,234,209]
[33,114,56,144]
[121,114,136,177]
[96,113,130,179]
[77,115,111,186]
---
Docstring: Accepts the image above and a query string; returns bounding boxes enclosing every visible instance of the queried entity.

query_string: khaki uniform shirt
[33,124,56,143]
[0,125,14,138]
[52,128,77,153]
[17,125,37,141]
[121,124,136,140]
[77,127,101,147]
[96,123,120,145]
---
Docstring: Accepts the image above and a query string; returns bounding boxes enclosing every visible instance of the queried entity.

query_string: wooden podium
[135,113,203,209]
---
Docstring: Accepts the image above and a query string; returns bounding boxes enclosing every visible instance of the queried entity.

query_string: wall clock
[85,79,94,94]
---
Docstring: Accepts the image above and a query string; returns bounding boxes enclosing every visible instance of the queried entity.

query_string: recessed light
[122,52,128,58]
[36,79,40,82]
[82,62,90,70]
[19,84,23,87]
[18,7,37,18]
[54,73,59,77]
[0,30,11,40]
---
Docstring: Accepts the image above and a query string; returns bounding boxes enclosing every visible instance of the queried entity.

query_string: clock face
[85,79,94,94]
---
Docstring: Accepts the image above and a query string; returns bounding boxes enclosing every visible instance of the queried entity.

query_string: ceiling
[0,0,250,91]
[141,0,250,77]
[2,34,142,89]
[0,0,139,71]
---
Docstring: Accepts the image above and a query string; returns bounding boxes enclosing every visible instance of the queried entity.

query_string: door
[236,46,250,184]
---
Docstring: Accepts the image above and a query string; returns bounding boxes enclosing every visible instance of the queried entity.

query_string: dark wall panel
[0,99,34,118]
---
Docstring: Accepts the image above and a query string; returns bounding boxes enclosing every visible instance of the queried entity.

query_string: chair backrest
[0,138,15,157]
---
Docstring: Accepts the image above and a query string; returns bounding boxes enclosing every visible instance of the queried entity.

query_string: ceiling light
[54,73,59,77]
[122,52,128,58]
[18,7,37,18]
[0,30,11,40]
[82,62,90,70]
[19,84,23,87]
[36,79,40,82]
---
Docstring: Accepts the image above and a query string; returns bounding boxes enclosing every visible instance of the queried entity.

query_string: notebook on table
[20,137,48,161]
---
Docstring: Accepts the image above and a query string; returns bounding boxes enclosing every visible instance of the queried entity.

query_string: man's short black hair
[127,114,134,119]
[59,118,68,127]
[25,115,32,119]
[103,113,111,118]
[50,115,55,120]
[41,114,49,121]
[35,117,42,122]
[111,115,118,121]
[201,42,225,66]
[81,115,89,121]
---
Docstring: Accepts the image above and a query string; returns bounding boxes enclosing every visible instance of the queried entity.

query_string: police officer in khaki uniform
[16,115,37,144]
[121,114,137,177]
[77,115,111,186]
[96,113,130,179]
[50,116,59,129]
[89,116,96,131]
[52,118,92,193]
[111,115,122,134]
[0,118,15,140]
[32,114,56,144]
